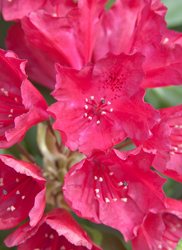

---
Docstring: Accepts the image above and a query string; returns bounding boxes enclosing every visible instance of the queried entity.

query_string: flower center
[93,164,128,203]
[83,96,113,125]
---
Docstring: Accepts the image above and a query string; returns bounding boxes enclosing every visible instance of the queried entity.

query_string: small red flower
[0,49,49,148]
[134,104,182,175]
[5,208,102,250]
[132,198,182,250]
[63,148,166,241]
[0,154,46,229]
[48,52,159,155]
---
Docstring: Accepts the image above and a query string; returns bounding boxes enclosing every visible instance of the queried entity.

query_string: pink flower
[63,148,166,241]
[0,49,49,148]
[0,154,46,229]
[6,0,107,88]
[48,52,159,155]
[134,105,182,176]
[131,198,182,250]
[5,208,102,250]
[6,0,182,89]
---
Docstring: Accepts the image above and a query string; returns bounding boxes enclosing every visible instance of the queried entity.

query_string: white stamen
[45,233,48,237]
[8,114,13,118]
[96,194,100,198]
[96,120,100,124]
[109,172,113,176]
[21,196,25,199]
[178,144,182,148]
[10,109,13,113]
[7,207,11,211]
[95,189,99,193]
[101,111,106,115]
[61,246,66,250]
[85,105,88,109]
[113,198,117,201]
[88,116,92,120]
[10,206,16,211]
[90,96,94,100]
[107,101,111,105]
[123,186,127,189]
[110,108,113,112]
[16,190,20,195]
[84,113,88,117]
[94,176,98,180]
[105,198,110,202]
[163,37,169,44]
[174,125,179,129]
[16,178,19,182]
[85,98,88,102]
[14,97,18,102]
[121,198,127,202]
[49,234,54,239]
[172,146,178,151]
[52,13,57,17]
[8,0,13,2]
[170,152,175,155]
[167,247,172,250]
[158,245,162,249]
[99,177,103,182]
[118,182,123,186]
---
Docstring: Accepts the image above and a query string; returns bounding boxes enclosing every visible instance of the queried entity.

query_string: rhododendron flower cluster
[0,0,182,250]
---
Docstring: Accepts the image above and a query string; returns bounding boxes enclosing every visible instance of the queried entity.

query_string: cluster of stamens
[93,164,128,203]
[169,124,182,155]
[84,96,113,125]
[0,88,26,128]
[0,174,32,213]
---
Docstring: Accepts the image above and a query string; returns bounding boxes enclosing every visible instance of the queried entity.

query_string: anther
[14,97,18,102]
[109,172,113,176]
[105,198,110,202]
[61,246,66,250]
[94,176,98,180]
[84,113,88,117]
[3,190,7,195]
[96,120,100,124]
[85,98,88,102]
[8,114,13,118]
[50,234,54,239]
[113,198,117,201]
[118,182,123,186]
[85,105,88,109]
[107,101,111,105]
[95,189,99,193]
[90,96,94,100]
[88,116,92,120]
[163,37,169,44]
[99,177,103,182]
[121,198,127,202]
[16,190,20,195]
[96,194,100,198]
[10,206,16,211]
[101,111,106,115]
[110,108,113,112]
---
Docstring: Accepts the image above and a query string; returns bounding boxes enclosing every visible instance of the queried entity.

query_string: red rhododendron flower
[0,49,49,148]
[6,0,107,88]
[134,104,182,175]
[63,148,166,241]
[5,208,102,250]
[6,0,182,89]
[132,198,182,250]
[48,52,159,155]
[0,154,46,229]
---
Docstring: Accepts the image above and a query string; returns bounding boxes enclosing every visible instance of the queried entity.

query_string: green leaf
[162,0,182,28]
[175,237,182,250]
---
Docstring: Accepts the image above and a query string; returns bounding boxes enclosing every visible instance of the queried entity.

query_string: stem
[46,119,62,153]
[16,143,35,163]
[114,139,134,150]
